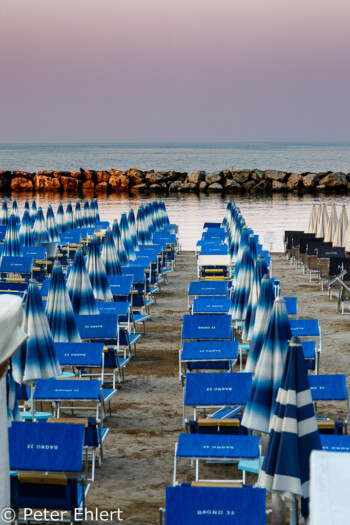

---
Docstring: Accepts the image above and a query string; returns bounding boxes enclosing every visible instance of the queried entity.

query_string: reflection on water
[8,192,350,252]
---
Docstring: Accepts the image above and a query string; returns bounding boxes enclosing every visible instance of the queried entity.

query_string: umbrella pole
[271,494,286,525]
[290,497,299,525]
[30,383,36,422]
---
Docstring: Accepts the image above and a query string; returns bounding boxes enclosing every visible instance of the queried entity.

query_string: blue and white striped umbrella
[112,219,129,265]
[230,246,254,321]
[248,233,258,267]
[128,209,138,250]
[136,207,152,245]
[0,200,9,225]
[46,205,60,242]
[91,199,100,222]
[3,214,22,256]
[245,274,275,373]
[56,203,65,232]
[30,200,37,222]
[7,367,21,422]
[233,226,251,283]
[33,207,50,243]
[66,247,99,315]
[74,200,84,228]
[242,253,268,343]
[242,296,292,433]
[11,199,20,224]
[120,213,136,261]
[83,200,93,227]
[46,260,81,342]
[258,336,322,516]
[86,236,113,301]
[102,227,122,276]
[24,200,30,213]
[19,209,35,247]
[11,280,61,384]
[65,202,76,231]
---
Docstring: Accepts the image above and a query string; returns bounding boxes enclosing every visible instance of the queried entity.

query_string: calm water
[1,142,350,173]
[5,193,350,252]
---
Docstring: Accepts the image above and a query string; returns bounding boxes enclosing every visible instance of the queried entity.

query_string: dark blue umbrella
[65,202,76,231]
[112,219,129,265]
[3,214,22,256]
[233,226,251,283]
[56,203,65,232]
[30,200,37,222]
[242,253,268,342]
[86,236,113,301]
[230,246,254,321]
[11,199,20,224]
[136,207,152,245]
[102,227,122,276]
[46,205,60,242]
[33,207,50,243]
[74,200,84,228]
[83,200,93,227]
[128,209,138,250]
[66,246,99,315]
[91,199,100,222]
[0,200,9,225]
[248,233,258,267]
[19,210,35,247]
[242,296,292,433]
[24,200,30,213]
[120,213,136,261]
[258,336,322,518]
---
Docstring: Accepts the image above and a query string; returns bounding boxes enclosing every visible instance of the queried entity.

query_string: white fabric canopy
[333,205,348,247]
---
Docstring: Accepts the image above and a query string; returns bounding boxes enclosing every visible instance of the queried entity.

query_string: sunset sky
[1,0,350,143]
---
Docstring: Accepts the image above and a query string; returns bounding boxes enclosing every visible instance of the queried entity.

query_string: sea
[1,142,350,252]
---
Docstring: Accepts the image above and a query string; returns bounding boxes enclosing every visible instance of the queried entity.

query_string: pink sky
[1,0,350,142]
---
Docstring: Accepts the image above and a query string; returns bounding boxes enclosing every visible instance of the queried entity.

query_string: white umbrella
[315,203,329,238]
[333,205,348,247]
[324,204,338,243]
[306,205,317,234]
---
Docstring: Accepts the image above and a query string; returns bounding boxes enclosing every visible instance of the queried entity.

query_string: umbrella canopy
[30,200,37,222]
[67,247,99,315]
[242,253,268,343]
[11,199,20,224]
[315,203,328,238]
[24,200,30,213]
[242,296,292,433]
[86,236,113,301]
[74,200,84,228]
[233,226,251,283]
[248,234,258,267]
[258,336,322,515]
[0,200,9,225]
[91,199,100,222]
[306,205,317,234]
[136,207,152,246]
[334,205,349,247]
[56,203,65,232]
[324,204,338,243]
[46,261,81,342]
[65,202,76,231]
[3,214,22,257]
[11,280,61,384]
[19,209,35,247]
[120,213,136,261]
[112,219,129,265]
[245,274,275,373]
[83,200,93,227]
[102,227,122,276]
[230,246,254,321]
[33,207,50,243]
[128,209,138,250]
[46,205,60,242]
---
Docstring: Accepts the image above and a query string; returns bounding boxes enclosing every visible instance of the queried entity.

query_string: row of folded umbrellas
[306,203,350,250]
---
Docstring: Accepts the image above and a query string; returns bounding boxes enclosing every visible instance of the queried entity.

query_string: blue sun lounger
[284,296,298,317]
[183,372,253,426]
[173,433,261,486]
[160,485,266,525]
[309,374,349,433]
[320,434,350,452]
[107,276,133,302]
[9,421,89,522]
[182,314,233,341]
[179,341,239,379]
[54,342,105,382]
[290,319,321,372]
[188,281,229,310]
[0,256,33,281]
[0,280,28,298]
[192,297,231,315]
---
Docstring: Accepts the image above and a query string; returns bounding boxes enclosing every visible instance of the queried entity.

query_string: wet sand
[86,252,350,524]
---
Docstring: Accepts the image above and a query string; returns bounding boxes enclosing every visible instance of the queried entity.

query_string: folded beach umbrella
[102,227,122,276]
[19,209,35,247]
[83,200,93,227]
[306,204,317,234]
[242,296,292,433]
[315,203,329,238]
[86,236,113,301]
[3,214,22,257]
[74,200,84,228]
[46,205,60,242]
[67,247,99,315]
[136,207,152,245]
[258,336,322,518]
[245,274,275,373]
[33,207,50,244]
[120,213,136,261]
[333,205,348,247]
[65,202,76,231]
[0,200,9,225]
[112,219,129,265]
[24,200,30,212]
[230,246,254,320]
[324,203,338,243]
[30,200,37,223]
[91,199,100,222]
[248,233,258,267]
[56,203,65,232]
[46,261,81,342]
[233,226,251,283]
[11,199,20,224]
[242,253,268,343]
[128,209,138,250]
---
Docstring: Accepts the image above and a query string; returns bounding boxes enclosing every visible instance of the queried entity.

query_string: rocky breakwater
[1,168,350,195]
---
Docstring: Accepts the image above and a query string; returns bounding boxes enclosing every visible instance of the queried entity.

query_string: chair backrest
[328,257,348,277]
[182,314,232,340]
[200,245,229,256]
[320,434,350,453]
[284,297,298,316]
[164,486,266,525]
[108,276,133,298]
[0,256,33,274]
[192,297,231,314]
[75,313,118,339]
[97,301,129,316]
[184,372,253,406]
[122,266,146,285]
[54,342,104,366]
[309,374,347,401]
[176,433,260,459]
[188,281,229,297]
[290,319,320,337]
[317,246,345,259]
[182,340,238,361]
[34,378,102,401]
[22,246,47,259]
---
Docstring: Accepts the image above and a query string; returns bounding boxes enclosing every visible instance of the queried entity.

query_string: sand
[85,252,350,524]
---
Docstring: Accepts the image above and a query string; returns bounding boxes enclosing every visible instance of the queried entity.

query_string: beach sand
[85,252,350,524]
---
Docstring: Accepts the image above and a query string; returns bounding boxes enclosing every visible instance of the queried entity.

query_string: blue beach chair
[290,318,321,372]
[188,281,229,310]
[182,314,233,341]
[192,297,231,315]
[179,340,239,380]
[309,374,349,434]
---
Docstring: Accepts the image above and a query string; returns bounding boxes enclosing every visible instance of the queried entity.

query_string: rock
[265,170,287,182]
[0,170,11,178]
[287,173,303,190]
[95,182,108,192]
[69,171,83,179]
[251,169,264,181]
[127,169,145,185]
[130,183,148,193]
[11,177,34,191]
[243,180,256,192]
[272,180,288,192]
[82,170,97,181]
[198,181,208,191]
[37,170,55,177]
[303,173,319,188]
[232,171,250,184]
[179,183,198,192]
[82,180,95,191]
[319,172,347,188]
[61,176,80,192]
[169,181,182,192]
[222,169,232,179]
[97,171,110,183]
[315,184,326,191]
[34,175,61,191]
[13,171,33,180]
[250,180,271,193]
[347,182,350,192]
[205,172,223,185]
[145,173,164,184]
[160,182,168,189]
[225,179,243,192]
[109,175,130,192]
[0,176,9,191]
[149,183,164,192]
[188,171,206,184]
[207,182,223,192]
